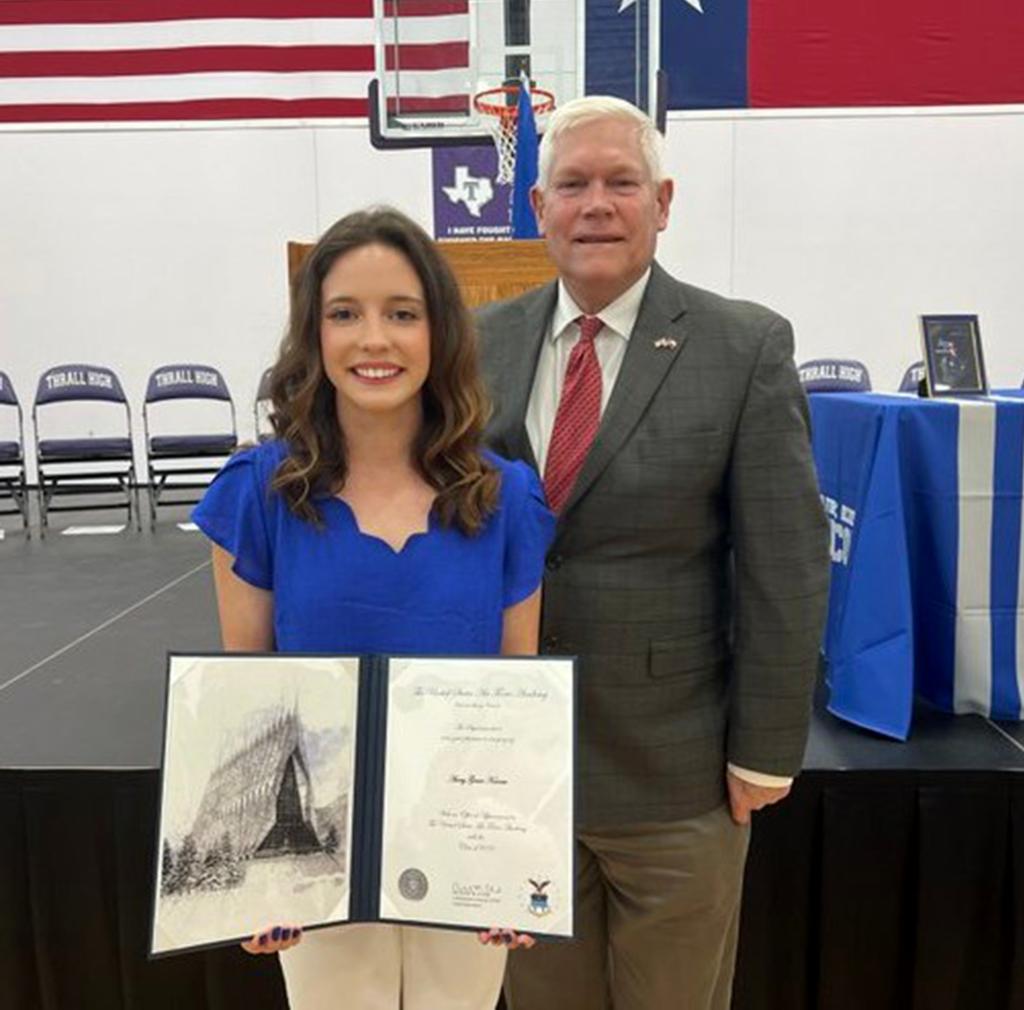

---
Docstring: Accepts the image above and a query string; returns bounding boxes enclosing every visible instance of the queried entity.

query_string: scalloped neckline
[326,496,435,556]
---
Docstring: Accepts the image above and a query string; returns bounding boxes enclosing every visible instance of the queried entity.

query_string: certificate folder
[150,653,576,957]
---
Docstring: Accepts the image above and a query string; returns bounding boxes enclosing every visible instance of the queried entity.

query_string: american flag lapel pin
[653,336,678,350]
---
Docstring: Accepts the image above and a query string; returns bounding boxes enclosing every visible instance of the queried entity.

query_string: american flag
[0,0,470,124]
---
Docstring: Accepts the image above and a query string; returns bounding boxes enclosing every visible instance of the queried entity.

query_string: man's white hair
[537,95,665,189]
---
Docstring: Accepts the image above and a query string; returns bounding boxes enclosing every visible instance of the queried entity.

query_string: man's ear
[655,178,674,232]
[530,185,546,235]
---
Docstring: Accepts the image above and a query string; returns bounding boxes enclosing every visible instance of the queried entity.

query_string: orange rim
[473,85,555,120]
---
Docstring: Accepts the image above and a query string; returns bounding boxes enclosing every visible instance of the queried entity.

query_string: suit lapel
[560,264,690,517]
[494,283,556,472]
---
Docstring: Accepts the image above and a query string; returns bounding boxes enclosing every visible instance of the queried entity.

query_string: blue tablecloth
[811,390,1024,738]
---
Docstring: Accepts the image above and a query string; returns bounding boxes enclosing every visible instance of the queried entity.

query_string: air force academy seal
[399,868,429,901]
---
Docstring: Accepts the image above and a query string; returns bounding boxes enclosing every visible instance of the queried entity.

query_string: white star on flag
[619,0,703,13]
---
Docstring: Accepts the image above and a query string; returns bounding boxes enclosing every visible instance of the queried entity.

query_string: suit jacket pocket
[649,629,728,680]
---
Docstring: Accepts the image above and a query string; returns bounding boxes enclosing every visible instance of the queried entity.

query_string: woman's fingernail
[271,926,282,941]
[281,928,291,941]
[295,927,302,938]
[258,934,268,947]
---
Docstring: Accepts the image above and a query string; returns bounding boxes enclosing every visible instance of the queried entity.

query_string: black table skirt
[735,770,1024,1010]
[2,769,1022,1010]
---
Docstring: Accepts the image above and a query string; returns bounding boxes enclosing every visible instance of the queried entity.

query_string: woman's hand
[241,924,304,955]
[477,928,536,950]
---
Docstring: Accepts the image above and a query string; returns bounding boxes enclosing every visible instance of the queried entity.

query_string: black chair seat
[38,437,133,460]
[0,441,22,462]
[149,433,237,456]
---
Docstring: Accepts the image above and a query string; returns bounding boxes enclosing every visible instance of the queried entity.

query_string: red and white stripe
[0,0,469,124]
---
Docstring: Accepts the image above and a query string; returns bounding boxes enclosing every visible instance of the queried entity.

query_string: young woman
[192,207,554,1010]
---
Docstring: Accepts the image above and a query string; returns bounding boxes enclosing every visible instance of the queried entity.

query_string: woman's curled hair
[267,206,500,535]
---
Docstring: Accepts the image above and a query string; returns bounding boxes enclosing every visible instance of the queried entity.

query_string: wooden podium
[287,238,556,309]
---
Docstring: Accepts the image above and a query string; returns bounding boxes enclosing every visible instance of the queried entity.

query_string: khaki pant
[280,922,507,1010]
[505,805,750,1010]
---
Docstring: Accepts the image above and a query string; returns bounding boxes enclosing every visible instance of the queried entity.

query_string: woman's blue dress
[192,440,554,654]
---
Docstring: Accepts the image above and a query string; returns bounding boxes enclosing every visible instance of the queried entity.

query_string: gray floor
[0,504,219,767]
[2,505,1024,773]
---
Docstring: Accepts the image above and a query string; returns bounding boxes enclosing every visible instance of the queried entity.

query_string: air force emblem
[527,878,551,917]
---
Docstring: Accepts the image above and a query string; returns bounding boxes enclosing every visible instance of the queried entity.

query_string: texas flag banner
[0,0,470,124]
[811,391,1024,740]
[659,0,1024,110]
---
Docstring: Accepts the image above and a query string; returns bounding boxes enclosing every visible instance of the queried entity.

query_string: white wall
[2,108,1023,472]
[661,108,1024,393]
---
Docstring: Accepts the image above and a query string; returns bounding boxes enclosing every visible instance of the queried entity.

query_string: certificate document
[379,657,575,938]
[151,653,575,957]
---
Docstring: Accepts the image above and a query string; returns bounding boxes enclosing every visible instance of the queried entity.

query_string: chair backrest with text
[899,361,926,393]
[143,364,237,527]
[32,363,137,533]
[798,358,872,394]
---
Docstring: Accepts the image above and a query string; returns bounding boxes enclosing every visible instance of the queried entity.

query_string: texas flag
[592,0,1024,111]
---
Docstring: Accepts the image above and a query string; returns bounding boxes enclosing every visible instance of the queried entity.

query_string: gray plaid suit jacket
[477,262,830,826]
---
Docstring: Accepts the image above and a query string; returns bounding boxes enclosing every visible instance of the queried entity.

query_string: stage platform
[1,518,1022,1009]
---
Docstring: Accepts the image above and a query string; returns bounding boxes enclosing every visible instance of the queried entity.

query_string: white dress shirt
[525,270,791,791]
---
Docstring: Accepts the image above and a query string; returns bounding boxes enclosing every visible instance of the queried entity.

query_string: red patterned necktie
[543,315,603,514]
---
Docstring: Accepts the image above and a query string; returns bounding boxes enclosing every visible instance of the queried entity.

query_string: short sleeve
[191,447,275,590]
[502,460,556,607]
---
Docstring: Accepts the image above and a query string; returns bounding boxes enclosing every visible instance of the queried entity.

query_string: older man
[477,96,829,1010]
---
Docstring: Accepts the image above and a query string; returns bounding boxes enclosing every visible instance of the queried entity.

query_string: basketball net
[474,84,555,186]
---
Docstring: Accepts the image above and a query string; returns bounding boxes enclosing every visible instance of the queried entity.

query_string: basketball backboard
[369,0,662,149]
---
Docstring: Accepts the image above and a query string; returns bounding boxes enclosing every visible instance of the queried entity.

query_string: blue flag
[511,73,540,239]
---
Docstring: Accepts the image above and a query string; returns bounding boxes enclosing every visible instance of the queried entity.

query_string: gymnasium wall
[2,107,1022,470]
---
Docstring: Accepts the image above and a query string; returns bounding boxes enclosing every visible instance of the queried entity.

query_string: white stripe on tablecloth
[954,399,996,715]
[981,394,1024,718]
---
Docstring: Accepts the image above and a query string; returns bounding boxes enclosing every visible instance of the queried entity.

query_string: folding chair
[898,360,925,393]
[143,364,237,527]
[254,366,274,442]
[798,358,872,393]
[0,371,30,533]
[33,363,138,535]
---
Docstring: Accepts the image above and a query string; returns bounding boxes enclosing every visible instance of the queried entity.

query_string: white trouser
[280,922,507,1010]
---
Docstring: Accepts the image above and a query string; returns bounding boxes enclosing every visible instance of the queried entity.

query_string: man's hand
[726,771,791,826]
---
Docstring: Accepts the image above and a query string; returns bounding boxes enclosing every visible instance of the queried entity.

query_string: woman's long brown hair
[268,207,499,534]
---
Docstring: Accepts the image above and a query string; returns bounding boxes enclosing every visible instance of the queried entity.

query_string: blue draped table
[810,389,1024,738]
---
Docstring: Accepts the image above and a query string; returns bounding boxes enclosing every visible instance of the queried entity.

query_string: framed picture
[920,314,988,397]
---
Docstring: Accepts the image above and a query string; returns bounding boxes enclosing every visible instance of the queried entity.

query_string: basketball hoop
[474,84,555,186]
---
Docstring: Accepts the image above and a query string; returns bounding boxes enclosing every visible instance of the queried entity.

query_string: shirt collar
[550,267,652,344]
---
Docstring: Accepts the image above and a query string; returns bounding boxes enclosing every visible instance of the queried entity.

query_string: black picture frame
[920,314,988,397]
